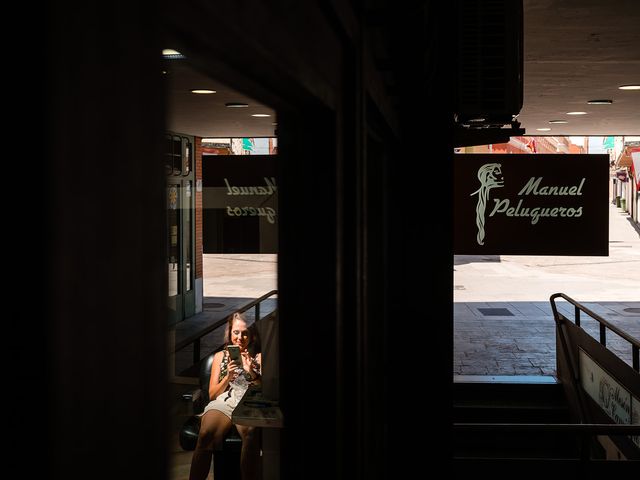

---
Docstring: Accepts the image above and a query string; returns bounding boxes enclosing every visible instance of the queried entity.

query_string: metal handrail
[453,294,640,464]
[235,289,278,317]
[175,289,278,364]
[550,292,640,372]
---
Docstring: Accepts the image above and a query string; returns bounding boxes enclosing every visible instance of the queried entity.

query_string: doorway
[166,133,196,325]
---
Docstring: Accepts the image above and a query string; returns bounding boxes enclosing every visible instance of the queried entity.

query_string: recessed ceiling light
[225,102,249,107]
[587,99,613,104]
[536,128,551,131]
[251,113,271,117]
[566,111,587,115]
[549,120,568,124]
[162,49,185,59]
[191,89,216,94]
[618,85,640,90]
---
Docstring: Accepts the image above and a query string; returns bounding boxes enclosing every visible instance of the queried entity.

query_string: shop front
[166,133,196,325]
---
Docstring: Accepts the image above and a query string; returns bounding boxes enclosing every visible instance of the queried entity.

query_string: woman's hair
[225,312,247,345]
[223,311,261,355]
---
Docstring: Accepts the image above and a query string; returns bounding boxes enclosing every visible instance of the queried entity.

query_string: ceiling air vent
[455,0,523,128]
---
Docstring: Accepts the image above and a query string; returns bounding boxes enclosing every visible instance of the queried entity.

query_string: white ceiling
[165,60,276,138]
[166,0,640,139]
[518,0,640,136]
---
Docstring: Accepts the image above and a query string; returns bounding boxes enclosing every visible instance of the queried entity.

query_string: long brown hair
[223,311,260,355]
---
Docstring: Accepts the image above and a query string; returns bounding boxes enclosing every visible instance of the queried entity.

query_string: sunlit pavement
[454,204,640,376]
[196,206,639,377]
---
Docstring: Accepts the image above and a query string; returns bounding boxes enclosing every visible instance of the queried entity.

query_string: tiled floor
[454,205,640,376]
[454,300,640,376]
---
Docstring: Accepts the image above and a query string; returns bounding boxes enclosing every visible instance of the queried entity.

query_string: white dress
[200,351,260,419]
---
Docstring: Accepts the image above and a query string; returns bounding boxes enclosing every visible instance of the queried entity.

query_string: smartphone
[227,345,242,365]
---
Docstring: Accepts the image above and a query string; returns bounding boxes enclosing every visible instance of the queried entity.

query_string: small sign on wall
[579,348,631,425]
[579,348,639,449]
[454,154,609,255]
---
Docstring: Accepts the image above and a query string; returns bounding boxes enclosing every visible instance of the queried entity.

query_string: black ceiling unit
[454,0,524,144]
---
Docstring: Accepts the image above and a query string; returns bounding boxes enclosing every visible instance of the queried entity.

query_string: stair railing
[550,292,639,372]
[549,292,639,460]
[454,294,640,465]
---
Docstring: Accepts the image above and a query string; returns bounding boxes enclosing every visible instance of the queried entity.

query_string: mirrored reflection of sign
[224,177,277,224]
[454,154,609,255]
[203,155,277,253]
[579,349,632,425]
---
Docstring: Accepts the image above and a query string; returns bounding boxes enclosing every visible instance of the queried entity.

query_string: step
[454,402,570,423]
[454,376,568,421]
[454,375,564,401]
[454,457,639,476]
[453,375,577,458]
[454,429,581,458]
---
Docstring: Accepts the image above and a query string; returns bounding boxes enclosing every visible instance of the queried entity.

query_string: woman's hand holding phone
[227,345,244,379]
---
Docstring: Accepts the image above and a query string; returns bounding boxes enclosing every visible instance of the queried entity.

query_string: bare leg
[236,425,262,480]
[189,410,232,480]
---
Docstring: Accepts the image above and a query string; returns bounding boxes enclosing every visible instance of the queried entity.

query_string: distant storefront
[165,132,197,325]
[165,135,278,324]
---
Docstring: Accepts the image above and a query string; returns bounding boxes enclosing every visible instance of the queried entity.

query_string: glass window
[172,136,182,175]
[167,184,180,296]
[165,135,173,175]
[182,138,192,175]
[185,181,192,292]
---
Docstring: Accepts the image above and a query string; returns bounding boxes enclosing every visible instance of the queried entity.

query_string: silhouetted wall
[44,2,168,479]
[37,2,455,479]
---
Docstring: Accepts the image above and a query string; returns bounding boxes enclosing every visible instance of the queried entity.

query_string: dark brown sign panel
[454,154,609,255]
[202,155,277,253]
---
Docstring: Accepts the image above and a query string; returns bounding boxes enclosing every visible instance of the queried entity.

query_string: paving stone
[453,205,639,377]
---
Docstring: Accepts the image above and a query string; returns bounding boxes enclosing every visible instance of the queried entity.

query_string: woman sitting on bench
[189,312,261,480]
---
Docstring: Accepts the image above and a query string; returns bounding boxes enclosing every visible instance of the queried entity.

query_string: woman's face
[230,318,250,349]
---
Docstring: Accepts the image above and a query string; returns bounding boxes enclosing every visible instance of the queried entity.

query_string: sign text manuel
[202,155,277,253]
[453,154,609,255]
